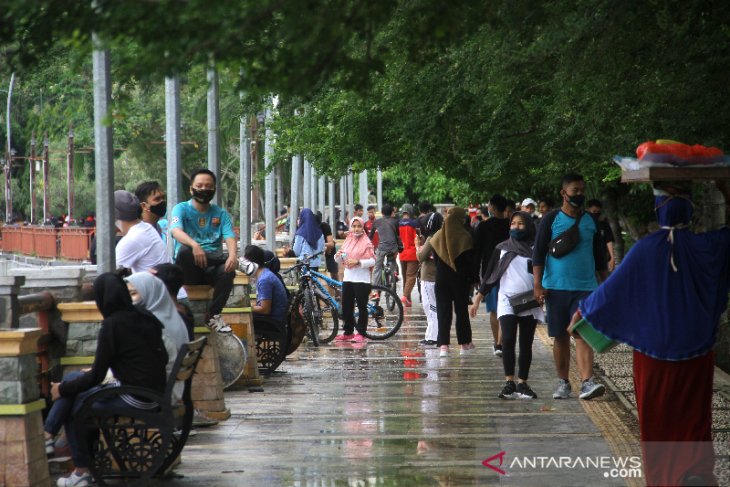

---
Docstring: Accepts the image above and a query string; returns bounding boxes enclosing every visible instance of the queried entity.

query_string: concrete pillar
[0,328,50,487]
[92,35,115,273]
[377,168,383,211]
[264,107,275,251]
[165,75,183,257]
[347,172,354,224]
[303,159,312,210]
[318,176,325,217]
[207,67,221,206]
[0,275,25,329]
[239,112,252,252]
[289,156,301,243]
[339,176,346,224]
[359,170,368,209]
[311,168,318,214]
[328,180,335,226]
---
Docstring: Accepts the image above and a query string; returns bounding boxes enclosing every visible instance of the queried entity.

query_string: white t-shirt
[497,251,544,321]
[116,222,187,299]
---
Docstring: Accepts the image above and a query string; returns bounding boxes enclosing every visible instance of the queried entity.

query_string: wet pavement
[165,299,645,487]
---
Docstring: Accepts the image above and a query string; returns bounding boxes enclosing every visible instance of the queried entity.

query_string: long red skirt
[633,350,717,486]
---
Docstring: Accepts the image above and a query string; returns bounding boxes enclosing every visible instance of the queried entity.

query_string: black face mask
[192,188,215,204]
[567,194,585,208]
[149,201,167,217]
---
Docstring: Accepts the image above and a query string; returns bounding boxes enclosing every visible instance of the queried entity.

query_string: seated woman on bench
[44,273,168,487]
[240,245,289,336]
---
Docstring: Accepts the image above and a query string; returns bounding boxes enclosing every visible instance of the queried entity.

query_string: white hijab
[126,272,189,401]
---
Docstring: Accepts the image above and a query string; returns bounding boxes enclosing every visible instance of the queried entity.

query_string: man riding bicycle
[369,203,402,287]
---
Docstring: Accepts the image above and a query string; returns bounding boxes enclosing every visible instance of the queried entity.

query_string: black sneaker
[493,345,503,357]
[419,339,437,347]
[516,382,537,399]
[498,380,517,399]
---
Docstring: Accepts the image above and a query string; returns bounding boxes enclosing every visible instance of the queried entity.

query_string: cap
[521,198,537,208]
[114,190,140,221]
[400,203,414,216]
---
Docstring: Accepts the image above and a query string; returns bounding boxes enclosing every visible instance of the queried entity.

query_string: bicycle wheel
[315,290,339,343]
[362,285,404,340]
[302,286,321,347]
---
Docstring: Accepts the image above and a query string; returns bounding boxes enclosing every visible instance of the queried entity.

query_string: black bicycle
[380,253,399,311]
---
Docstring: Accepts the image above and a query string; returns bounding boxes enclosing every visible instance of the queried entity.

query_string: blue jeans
[44,371,128,468]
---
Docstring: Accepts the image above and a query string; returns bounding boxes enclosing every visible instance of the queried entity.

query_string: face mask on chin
[191,188,215,204]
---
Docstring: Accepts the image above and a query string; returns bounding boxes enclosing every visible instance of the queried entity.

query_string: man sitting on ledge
[170,168,237,334]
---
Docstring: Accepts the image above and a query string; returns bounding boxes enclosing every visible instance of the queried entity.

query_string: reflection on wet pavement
[166,301,638,486]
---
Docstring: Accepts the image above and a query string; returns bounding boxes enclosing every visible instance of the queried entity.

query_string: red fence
[0,226,92,261]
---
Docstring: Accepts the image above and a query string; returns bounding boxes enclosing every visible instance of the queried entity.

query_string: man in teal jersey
[170,169,237,333]
[532,173,608,400]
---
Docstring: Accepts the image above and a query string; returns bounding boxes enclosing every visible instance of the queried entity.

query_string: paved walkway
[166,300,646,487]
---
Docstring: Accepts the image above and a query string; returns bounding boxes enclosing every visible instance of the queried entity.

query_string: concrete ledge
[222,307,252,314]
[0,399,46,416]
[57,302,102,322]
[60,356,94,366]
[0,329,43,356]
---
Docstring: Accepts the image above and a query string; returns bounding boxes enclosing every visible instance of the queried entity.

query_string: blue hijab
[295,208,323,248]
[579,195,730,360]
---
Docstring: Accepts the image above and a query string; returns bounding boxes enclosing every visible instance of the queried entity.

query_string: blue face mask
[510,229,527,241]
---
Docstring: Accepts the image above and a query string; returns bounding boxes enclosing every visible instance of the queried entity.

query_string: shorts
[484,285,499,313]
[545,290,591,338]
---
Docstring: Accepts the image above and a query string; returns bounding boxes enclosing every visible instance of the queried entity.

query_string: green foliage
[2,0,730,236]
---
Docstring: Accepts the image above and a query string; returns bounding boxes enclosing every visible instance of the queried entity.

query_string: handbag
[548,212,583,258]
[508,290,541,314]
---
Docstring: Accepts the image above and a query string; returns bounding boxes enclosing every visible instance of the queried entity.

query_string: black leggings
[435,277,472,346]
[499,314,537,380]
[342,281,371,335]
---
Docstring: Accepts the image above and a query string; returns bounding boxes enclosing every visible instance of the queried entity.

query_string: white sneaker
[57,471,92,487]
[439,347,449,358]
[207,314,232,334]
[45,437,55,456]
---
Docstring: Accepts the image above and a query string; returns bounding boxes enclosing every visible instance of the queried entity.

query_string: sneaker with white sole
[552,379,572,399]
[498,380,517,399]
[439,346,449,357]
[579,378,606,400]
[192,408,219,427]
[56,471,92,487]
[517,382,538,399]
[45,437,55,456]
[206,314,232,334]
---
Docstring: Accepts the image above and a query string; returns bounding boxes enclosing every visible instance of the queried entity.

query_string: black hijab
[483,211,536,287]
[94,273,136,318]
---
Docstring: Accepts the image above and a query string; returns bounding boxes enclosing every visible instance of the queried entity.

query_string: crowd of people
[43,166,729,487]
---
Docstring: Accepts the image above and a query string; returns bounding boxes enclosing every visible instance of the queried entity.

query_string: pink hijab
[340,217,375,261]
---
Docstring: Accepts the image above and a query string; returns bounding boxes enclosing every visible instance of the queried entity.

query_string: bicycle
[283,252,404,341]
[380,252,399,311]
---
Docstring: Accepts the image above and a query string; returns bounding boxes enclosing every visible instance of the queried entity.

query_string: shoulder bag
[548,212,583,258]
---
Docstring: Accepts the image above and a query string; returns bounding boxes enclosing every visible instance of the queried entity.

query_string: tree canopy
[2,0,729,233]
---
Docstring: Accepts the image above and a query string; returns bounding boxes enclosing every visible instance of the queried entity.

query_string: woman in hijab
[293,208,325,269]
[430,207,479,357]
[45,273,168,487]
[126,272,190,403]
[471,211,542,399]
[574,183,730,486]
[334,216,376,342]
